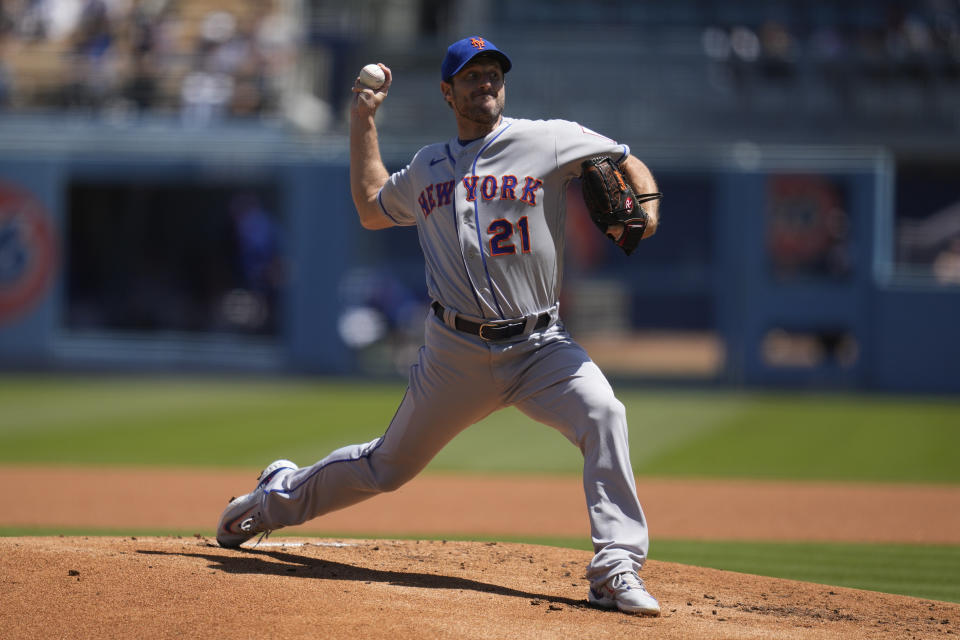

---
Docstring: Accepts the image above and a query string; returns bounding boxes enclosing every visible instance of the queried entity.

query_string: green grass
[0,376,400,467]
[633,392,960,484]
[3,376,959,484]
[2,375,959,603]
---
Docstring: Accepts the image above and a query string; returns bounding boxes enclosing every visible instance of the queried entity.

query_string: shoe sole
[590,598,660,616]
[216,495,257,548]
[618,604,661,616]
[589,590,661,616]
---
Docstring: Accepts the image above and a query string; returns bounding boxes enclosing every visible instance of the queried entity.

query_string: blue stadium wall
[0,126,957,393]
[0,126,356,375]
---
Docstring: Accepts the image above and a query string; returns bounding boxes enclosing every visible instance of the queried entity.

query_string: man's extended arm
[349,64,395,230]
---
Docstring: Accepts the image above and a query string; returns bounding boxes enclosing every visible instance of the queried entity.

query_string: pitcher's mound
[2,536,955,639]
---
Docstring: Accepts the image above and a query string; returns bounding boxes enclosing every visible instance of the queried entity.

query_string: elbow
[359,216,389,230]
[356,206,394,230]
[643,220,658,239]
[353,194,385,229]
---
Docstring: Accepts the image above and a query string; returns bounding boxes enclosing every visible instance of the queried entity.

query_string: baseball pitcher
[218,35,663,616]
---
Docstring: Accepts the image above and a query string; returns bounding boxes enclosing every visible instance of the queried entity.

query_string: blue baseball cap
[441,36,512,81]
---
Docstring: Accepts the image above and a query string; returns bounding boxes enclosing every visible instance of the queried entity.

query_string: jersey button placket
[456,188,491,313]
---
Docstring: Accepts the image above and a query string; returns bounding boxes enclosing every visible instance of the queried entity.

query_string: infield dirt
[1,466,959,639]
[2,536,957,640]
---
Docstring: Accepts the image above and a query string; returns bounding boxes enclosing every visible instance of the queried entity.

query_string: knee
[372,469,408,493]
[581,397,629,447]
[593,395,627,430]
[369,456,418,493]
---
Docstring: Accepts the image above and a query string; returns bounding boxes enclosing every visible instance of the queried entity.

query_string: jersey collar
[451,117,513,152]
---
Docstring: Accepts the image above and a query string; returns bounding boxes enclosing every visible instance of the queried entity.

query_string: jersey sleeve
[550,119,631,179]
[376,163,418,227]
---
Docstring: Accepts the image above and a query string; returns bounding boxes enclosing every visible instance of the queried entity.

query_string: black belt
[432,301,550,341]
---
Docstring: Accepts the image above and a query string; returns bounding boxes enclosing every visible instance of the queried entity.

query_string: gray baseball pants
[260,313,649,586]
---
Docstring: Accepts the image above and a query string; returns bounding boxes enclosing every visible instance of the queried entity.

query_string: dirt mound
[2,537,956,639]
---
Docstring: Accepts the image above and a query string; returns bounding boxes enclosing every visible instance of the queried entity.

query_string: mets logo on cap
[442,36,512,80]
[0,180,57,325]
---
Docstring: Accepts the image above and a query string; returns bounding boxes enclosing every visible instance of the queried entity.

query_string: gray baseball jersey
[253,116,650,588]
[377,116,629,320]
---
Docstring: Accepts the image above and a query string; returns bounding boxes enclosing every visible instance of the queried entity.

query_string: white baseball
[358,63,385,90]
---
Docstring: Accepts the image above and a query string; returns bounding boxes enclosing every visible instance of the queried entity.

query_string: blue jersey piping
[469,121,513,319]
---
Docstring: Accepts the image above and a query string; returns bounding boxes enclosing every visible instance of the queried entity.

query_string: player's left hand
[581,156,661,256]
[351,64,392,118]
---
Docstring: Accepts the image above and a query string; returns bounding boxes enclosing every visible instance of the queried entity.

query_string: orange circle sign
[0,181,57,325]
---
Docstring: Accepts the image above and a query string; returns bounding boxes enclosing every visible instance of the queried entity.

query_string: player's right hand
[351,64,392,117]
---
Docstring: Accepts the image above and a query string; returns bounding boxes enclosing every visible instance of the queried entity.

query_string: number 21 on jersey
[488,216,531,256]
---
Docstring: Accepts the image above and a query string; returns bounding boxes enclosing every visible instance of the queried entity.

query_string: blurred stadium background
[1,0,959,393]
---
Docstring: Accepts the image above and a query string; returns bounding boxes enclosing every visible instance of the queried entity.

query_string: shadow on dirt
[139,546,589,609]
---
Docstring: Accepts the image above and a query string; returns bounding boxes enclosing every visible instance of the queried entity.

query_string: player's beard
[453,88,504,129]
